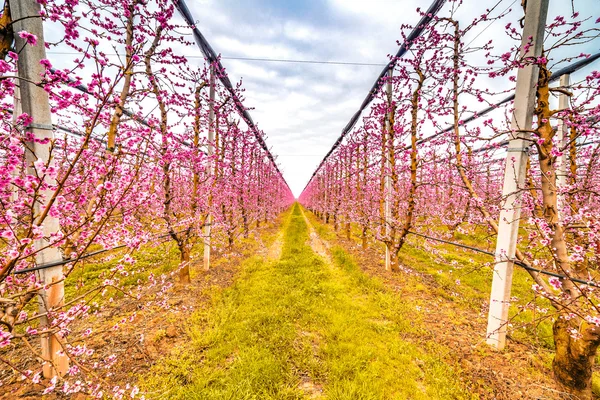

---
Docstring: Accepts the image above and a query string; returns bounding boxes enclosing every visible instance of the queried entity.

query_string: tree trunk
[533,60,599,397]
[243,213,249,238]
[388,248,401,272]
[179,244,191,284]
[362,226,368,249]
[552,317,600,399]
[0,2,13,60]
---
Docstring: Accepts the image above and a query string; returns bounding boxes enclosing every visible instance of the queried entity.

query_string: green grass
[396,234,554,350]
[64,241,183,301]
[63,216,283,303]
[142,203,473,399]
[12,241,184,334]
[303,212,556,353]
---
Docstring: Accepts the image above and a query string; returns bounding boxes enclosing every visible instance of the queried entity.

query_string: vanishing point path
[145,204,473,399]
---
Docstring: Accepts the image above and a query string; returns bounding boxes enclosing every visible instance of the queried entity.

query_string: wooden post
[556,74,570,220]
[384,69,393,270]
[11,0,69,377]
[204,64,216,271]
[486,0,549,349]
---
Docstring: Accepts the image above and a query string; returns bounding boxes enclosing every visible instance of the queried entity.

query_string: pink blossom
[18,31,37,46]
[25,326,38,335]
[40,59,53,69]
[0,330,11,347]
[549,277,562,290]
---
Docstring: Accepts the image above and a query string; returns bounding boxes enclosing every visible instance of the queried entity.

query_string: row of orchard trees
[300,1,600,398]
[0,0,292,397]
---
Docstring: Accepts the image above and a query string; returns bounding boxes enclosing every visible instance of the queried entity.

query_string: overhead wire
[304,52,600,187]
[300,0,448,195]
[172,0,294,193]
[300,0,600,193]
[46,52,388,67]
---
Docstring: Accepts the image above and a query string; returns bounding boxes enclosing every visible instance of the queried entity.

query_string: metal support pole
[384,69,393,270]
[556,74,570,220]
[204,64,215,271]
[11,0,69,377]
[486,0,549,349]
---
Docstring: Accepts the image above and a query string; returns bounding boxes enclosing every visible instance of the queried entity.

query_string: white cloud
[211,36,297,60]
[328,0,420,27]
[283,21,321,42]
[44,0,600,197]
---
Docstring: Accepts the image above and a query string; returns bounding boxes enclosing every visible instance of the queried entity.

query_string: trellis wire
[407,230,600,288]
[304,51,600,192]
[172,0,291,193]
[12,225,211,275]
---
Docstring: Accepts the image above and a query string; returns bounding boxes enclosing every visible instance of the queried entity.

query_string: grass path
[144,204,473,399]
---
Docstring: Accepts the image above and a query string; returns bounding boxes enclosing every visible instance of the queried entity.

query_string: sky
[43,0,599,198]
[183,0,428,197]
[178,0,598,197]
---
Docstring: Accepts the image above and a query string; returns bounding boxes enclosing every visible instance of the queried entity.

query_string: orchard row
[0,0,292,397]
[299,2,600,398]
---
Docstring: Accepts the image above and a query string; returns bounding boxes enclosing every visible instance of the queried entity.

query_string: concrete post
[323,163,329,223]
[204,64,215,271]
[556,74,570,220]
[11,0,69,377]
[486,0,549,349]
[384,69,393,270]
[10,78,21,203]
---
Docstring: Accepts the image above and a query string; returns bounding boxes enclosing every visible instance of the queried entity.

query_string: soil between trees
[141,204,485,399]
[3,204,575,399]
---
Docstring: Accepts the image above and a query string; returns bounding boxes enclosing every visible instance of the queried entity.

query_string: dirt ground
[1,220,281,400]
[2,211,587,400]
[304,214,574,400]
